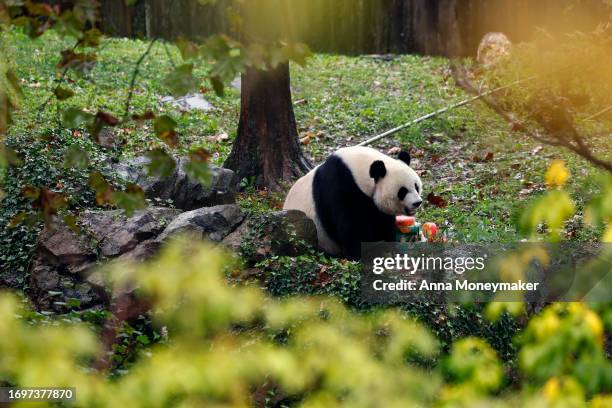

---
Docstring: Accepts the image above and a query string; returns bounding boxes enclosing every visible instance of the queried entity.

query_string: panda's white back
[283,165,341,254]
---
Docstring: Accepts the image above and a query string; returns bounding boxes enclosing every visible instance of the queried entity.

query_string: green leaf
[62,107,94,128]
[175,37,199,60]
[112,183,146,217]
[145,149,176,178]
[154,115,177,135]
[63,214,81,234]
[163,64,199,97]
[89,171,113,205]
[63,146,89,169]
[7,212,28,228]
[136,335,150,345]
[153,115,179,147]
[210,76,224,97]
[282,42,312,67]
[268,46,286,69]
[81,28,103,47]
[54,87,75,101]
[245,43,268,70]
[184,148,211,185]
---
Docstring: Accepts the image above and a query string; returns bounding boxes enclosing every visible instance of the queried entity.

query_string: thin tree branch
[584,104,612,121]
[357,72,538,146]
[163,42,176,69]
[36,40,81,117]
[123,38,158,121]
[450,61,612,173]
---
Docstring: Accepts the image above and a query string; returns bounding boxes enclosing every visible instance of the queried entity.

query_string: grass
[1,28,609,283]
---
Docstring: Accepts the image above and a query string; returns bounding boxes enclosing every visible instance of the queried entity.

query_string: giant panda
[283,146,423,259]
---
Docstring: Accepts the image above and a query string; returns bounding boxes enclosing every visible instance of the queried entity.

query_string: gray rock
[98,127,119,148]
[37,221,96,268]
[28,252,108,313]
[221,210,317,263]
[158,204,244,243]
[220,220,250,252]
[116,239,162,262]
[112,156,238,211]
[80,207,180,257]
[161,93,214,111]
[272,210,318,249]
[27,207,179,312]
[230,76,241,90]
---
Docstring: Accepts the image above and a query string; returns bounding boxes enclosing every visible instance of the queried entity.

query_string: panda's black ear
[398,151,411,166]
[369,160,387,182]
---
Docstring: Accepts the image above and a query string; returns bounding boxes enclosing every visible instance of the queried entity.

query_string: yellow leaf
[584,310,604,346]
[545,159,569,188]
[603,224,612,242]
[543,377,560,400]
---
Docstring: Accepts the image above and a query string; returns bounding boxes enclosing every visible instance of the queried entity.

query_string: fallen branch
[584,104,612,121]
[450,61,612,173]
[357,73,538,147]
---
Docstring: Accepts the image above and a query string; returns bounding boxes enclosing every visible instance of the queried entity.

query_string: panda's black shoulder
[312,154,381,243]
[313,154,365,200]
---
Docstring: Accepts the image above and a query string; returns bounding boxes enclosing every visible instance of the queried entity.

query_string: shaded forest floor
[1,30,608,282]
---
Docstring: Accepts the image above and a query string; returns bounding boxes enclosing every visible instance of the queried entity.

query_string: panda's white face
[369,154,423,216]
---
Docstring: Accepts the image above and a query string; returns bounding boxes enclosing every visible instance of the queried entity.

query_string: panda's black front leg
[341,239,362,261]
[334,214,363,260]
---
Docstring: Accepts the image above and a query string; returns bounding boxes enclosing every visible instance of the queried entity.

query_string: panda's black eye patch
[415,183,420,193]
[398,187,408,200]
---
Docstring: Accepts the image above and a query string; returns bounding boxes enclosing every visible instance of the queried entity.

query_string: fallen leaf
[96,111,119,126]
[411,148,425,157]
[387,146,401,155]
[427,192,448,208]
[511,121,525,132]
[313,266,333,287]
[300,131,315,145]
[473,152,494,162]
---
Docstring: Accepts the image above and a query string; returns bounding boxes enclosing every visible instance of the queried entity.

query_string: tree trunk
[224,63,311,190]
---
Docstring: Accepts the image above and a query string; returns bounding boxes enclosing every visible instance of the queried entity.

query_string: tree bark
[224,63,311,190]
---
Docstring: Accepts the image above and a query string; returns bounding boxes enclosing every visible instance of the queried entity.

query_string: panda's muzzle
[404,201,422,215]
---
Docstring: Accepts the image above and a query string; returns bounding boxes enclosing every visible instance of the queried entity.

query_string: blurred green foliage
[1,239,610,407]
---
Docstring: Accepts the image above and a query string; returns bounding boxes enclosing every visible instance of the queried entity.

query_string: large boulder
[27,206,181,313]
[80,207,180,257]
[222,210,318,264]
[28,220,103,313]
[112,156,238,210]
[158,204,245,243]
[35,221,97,272]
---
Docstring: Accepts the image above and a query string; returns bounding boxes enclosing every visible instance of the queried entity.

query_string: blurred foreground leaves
[1,238,611,407]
